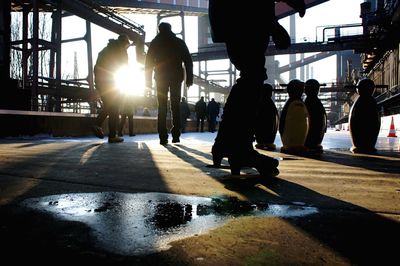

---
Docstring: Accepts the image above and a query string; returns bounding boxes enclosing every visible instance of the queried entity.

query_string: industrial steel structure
[0,0,399,130]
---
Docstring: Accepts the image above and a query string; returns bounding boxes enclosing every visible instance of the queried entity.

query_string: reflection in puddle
[21,192,318,256]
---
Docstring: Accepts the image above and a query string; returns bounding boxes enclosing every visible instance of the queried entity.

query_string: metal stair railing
[60,0,145,47]
[193,75,229,95]
[78,0,145,37]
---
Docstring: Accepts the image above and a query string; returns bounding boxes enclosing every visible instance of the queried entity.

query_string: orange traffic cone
[387,116,397,137]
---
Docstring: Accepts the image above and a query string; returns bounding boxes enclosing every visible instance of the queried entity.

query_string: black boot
[211,81,279,176]
[228,150,279,176]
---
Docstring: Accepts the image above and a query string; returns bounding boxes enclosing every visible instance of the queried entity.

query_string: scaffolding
[7,0,145,113]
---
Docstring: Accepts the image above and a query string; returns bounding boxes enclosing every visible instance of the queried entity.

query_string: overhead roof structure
[275,0,330,18]
[93,0,330,18]
[2,0,352,113]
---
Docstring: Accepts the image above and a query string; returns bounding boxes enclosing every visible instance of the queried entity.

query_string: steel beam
[0,0,11,81]
[278,51,335,73]
[60,0,144,46]
[193,36,378,62]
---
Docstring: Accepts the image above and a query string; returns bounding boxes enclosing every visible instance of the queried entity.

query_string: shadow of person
[161,141,400,264]
[301,149,400,174]
[0,139,188,264]
[166,144,260,177]
[1,140,170,203]
[219,176,400,265]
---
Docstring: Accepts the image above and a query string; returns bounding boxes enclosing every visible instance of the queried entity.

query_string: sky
[277,0,364,84]
[60,0,365,100]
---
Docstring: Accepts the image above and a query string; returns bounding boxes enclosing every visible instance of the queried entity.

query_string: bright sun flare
[114,64,145,96]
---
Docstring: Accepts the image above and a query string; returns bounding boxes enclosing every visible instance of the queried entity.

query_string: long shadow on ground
[167,144,400,265]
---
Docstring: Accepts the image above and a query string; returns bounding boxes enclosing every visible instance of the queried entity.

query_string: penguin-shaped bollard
[349,78,381,153]
[279,79,309,154]
[304,79,327,153]
[255,83,279,151]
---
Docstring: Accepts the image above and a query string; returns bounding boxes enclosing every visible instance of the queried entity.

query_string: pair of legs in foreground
[92,81,123,143]
[212,40,279,176]
[157,80,182,145]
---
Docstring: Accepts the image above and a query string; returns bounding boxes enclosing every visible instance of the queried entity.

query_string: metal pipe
[321,23,362,43]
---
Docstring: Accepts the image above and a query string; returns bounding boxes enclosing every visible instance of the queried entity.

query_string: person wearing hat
[92,34,130,143]
[145,22,193,145]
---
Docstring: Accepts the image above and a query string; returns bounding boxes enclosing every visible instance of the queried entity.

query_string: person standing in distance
[180,96,191,133]
[195,96,207,132]
[145,22,193,145]
[207,98,220,133]
[92,34,130,143]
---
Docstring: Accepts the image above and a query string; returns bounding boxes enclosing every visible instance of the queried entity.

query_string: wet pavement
[0,130,399,265]
[20,192,318,256]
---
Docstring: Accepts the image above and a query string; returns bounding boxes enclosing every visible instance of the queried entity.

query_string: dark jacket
[208,0,304,44]
[207,99,219,118]
[180,100,191,119]
[208,0,275,43]
[94,39,128,84]
[145,31,193,86]
[195,99,207,118]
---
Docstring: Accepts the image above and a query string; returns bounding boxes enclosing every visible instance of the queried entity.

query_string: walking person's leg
[196,116,200,132]
[200,117,204,132]
[181,117,187,133]
[128,115,135,136]
[170,81,182,143]
[212,40,278,175]
[92,81,111,139]
[118,114,127,136]
[209,116,216,132]
[107,92,123,143]
[157,81,169,144]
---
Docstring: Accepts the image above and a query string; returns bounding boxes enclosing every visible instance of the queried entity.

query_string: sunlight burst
[114,64,145,96]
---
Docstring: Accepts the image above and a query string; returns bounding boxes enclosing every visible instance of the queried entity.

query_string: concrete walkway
[0,131,399,265]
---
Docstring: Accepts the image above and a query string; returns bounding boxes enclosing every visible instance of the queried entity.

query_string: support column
[336,51,343,83]
[180,11,185,42]
[31,0,39,111]
[300,53,305,81]
[54,2,62,112]
[289,15,296,81]
[49,5,61,112]
[22,5,29,90]
[0,0,11,83]
[85,20,96,113]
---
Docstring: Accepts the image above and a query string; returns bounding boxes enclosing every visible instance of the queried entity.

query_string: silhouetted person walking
[207,98,219,133]
[145,22,193,145]
[195,96,207,132]
[208,0,306,175]
[180,96,191,133]
[92,34,131,143]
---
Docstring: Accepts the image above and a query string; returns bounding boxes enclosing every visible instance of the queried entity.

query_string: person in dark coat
[207,98,220,133]
[195,96,207,132]
[92,34,130,143]
[145,22,193,145]
[180,96,191,133]
[208,0,306,175]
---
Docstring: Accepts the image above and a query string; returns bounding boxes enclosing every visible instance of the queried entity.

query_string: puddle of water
[20,192,318,256]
